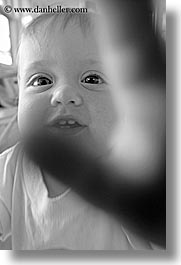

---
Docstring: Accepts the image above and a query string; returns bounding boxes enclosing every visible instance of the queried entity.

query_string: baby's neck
[42,169,69,198]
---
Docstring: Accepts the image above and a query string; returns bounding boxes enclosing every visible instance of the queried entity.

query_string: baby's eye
[82,75,103,85]
[28,74,53,87]
[80,71,107,91]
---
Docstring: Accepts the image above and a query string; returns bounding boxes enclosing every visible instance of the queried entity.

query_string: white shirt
[0,144,153,250]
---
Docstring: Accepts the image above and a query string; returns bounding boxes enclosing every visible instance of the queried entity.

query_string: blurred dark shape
[97,0,165,84]
[23,130,166,247]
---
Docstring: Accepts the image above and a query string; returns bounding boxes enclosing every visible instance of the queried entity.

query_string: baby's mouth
[48,116,87,136]
[56,119,81,128]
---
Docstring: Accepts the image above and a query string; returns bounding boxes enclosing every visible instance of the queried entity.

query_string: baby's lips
[48,114,87,127]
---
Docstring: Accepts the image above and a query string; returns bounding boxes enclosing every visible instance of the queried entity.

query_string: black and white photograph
[0,0,167,252]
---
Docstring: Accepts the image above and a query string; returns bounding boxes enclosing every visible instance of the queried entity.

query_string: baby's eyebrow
[22,60,57,80]
[25,60,56,72]
[26,59,100,70]
[81,58,101,65]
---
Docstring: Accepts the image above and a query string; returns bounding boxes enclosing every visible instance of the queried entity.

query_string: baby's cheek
[85,91,117,142]
[18,92,49,135]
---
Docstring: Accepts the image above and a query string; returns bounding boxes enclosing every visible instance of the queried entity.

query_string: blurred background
[0,0,166,153]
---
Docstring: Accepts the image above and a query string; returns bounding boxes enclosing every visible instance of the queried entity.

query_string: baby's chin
[21,125,111,160]
[52,126,111,159]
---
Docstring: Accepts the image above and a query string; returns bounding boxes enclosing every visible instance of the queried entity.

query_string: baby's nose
[50,86,83,107]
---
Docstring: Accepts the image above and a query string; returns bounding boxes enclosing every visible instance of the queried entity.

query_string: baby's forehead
[18,16,101,78]
[19,13,98,57]
[20,26,99,62]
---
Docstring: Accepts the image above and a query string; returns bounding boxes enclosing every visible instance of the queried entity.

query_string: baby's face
[18,22,117,156]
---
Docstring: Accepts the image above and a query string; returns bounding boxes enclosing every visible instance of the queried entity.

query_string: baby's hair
[23,12,95,38]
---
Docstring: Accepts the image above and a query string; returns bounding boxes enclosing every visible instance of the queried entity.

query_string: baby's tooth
[68,120,76,125]
[59,120,67,125]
